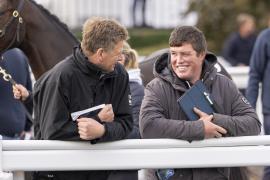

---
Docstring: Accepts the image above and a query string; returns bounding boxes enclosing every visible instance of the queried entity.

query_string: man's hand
[193,107,227,139]
[77,118,105,140]
[20,131,33,140]
[98,104,114,122]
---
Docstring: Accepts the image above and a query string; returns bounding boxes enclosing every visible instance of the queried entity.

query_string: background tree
[185,0,270,54]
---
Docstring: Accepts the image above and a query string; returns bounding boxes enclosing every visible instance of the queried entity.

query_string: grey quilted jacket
[139,52,261,180]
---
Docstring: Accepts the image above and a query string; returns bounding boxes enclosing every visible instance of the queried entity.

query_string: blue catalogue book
[177,80,214,121]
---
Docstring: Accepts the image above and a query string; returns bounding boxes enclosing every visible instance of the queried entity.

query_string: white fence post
[0,135,13,180]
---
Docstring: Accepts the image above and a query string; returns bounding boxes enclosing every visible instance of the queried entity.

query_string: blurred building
[35,0,197,29]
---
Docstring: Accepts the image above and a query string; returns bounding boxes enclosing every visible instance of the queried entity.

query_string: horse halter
[0,0,25,54]
[0,0,25,84]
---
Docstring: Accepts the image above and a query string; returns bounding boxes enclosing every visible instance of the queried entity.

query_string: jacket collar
[72,46,118,80]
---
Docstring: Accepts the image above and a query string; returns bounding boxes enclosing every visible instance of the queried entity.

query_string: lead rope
[0,55,34,122]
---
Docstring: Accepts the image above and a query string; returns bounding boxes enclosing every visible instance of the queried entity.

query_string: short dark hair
[169,26,207,55]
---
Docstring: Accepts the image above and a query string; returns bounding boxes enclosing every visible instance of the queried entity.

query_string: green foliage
[127,28,172,56]
[185,0,270,54]
[73,28,171,56]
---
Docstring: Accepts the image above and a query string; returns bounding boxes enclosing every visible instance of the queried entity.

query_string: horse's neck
[20,1,78,78]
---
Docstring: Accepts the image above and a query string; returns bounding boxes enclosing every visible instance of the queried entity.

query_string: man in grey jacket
[139,26,261,180]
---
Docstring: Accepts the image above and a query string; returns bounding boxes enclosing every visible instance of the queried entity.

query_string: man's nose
[175,54,184,63]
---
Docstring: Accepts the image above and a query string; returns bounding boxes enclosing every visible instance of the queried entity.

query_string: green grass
[128,28,172,56]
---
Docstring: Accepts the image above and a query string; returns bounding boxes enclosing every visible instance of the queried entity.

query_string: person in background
[246,28,270,180]
[32,17,135,180]
[118,42,144,139]
[0,48,33,140]
[139,26,261,180]
[222,13,257,66]
[132,0,148,27]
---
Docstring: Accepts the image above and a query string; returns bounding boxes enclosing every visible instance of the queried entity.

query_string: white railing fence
[1,136,270,180]
[226,66,249,89]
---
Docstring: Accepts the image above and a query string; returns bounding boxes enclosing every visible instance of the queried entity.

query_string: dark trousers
[263,114,270,180]
[132,0,147,27]
[108,170,138,180]
[32,170,138,180]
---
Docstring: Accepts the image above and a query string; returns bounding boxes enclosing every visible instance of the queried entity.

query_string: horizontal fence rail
[1,136,270,172]
[226,66,249,89]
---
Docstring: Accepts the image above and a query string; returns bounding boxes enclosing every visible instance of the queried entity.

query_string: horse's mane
[29,0,79,43]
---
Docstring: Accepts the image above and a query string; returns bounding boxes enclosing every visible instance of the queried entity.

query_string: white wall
[34,0,197,29]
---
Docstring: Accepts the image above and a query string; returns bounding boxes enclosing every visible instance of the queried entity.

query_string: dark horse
[0,0,79,79]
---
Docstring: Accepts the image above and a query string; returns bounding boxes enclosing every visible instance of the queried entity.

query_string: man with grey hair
[33,17,134,180]
[140,26,261,180]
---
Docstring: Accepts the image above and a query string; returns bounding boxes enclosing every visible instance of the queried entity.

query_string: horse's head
[0,0,25,54]
[1,0,79,78]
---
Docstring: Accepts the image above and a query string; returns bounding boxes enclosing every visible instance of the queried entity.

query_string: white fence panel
[1,136,270,172]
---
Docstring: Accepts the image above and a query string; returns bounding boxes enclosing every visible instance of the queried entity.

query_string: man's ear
[96,48,104,62]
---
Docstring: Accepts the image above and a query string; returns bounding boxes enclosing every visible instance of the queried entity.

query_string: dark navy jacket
[222,32,256,66]
[0,48,32,137]
[127,81,144,139]
[246,28,270,115]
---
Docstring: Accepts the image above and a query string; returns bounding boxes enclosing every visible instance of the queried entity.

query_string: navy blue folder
[177,80,214,121]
